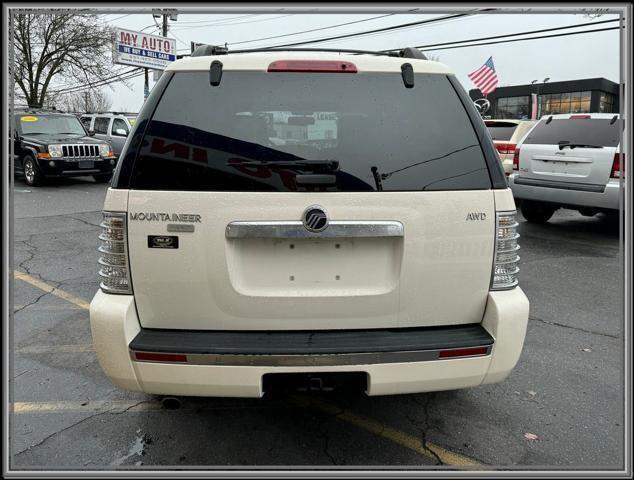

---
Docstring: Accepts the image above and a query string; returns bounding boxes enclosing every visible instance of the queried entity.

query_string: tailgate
[519,144,616,186]
[127,190,495,330]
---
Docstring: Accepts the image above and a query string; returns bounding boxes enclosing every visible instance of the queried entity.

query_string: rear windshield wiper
[227,159,339,170]
[558,141,603,150]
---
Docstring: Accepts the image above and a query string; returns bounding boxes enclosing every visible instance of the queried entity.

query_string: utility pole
[150,10,176,84]
[144,68,149,101]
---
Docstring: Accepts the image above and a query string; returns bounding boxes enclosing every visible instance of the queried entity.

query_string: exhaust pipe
[161,396,182,410]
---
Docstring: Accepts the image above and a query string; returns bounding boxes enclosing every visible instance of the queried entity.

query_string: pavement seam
[529,315,620,339]
[16,210,101,220]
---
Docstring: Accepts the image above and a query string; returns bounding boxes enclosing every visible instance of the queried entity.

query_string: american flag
[468,57,498,96]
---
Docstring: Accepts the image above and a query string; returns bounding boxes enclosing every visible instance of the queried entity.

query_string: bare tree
[12,12,124,107]
[58,89,112,113]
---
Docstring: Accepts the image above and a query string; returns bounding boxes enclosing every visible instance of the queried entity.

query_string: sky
[94,11,621,112]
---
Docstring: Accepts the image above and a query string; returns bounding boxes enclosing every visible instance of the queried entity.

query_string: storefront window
[540,91,593,115]
[495,96,530,119]
[599,92,614,112]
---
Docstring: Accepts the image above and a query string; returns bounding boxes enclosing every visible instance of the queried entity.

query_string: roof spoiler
[398,47,428,60]
[192,45,229,57]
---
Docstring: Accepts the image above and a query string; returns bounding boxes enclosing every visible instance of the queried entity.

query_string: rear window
[485,121,518,141]
[130,71,491,192]
[523,118,621,147]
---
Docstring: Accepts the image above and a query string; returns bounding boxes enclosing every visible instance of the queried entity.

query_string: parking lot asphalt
[10,177,624,470]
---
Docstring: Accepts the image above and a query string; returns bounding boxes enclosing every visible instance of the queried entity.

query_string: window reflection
[539,91,594,115]
[494,96,530,119]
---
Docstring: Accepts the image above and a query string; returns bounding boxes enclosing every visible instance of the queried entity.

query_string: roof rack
[191,45,431,59]
[83,111,138,115]
[14,105,66,114]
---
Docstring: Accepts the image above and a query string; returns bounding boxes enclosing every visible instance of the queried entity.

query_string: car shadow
[518,209,621,241]
[14,176,102,188]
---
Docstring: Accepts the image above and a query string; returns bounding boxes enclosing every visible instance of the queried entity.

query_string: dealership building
[468,77,620,119]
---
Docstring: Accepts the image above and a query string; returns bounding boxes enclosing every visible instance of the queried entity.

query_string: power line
[257,12,479,48]
[287,13,480,48]
[171,14,295,30]
[169,31,190,48]
[50,68,142,95]
[107,13,133,23]
[172,14,261,25]
[60,71,144,95]
[47,69,137,93]
[381,18,619,52]
[420,25,621,52]
[228,13,400,46]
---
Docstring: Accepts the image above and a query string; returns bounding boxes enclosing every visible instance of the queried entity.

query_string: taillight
[611,153,624,179]
[98,211,132,294]
[570,115,591,119]
[267,60,357,73]
[491,211,520,290]
[495,143,516,155]
[513,147,520,171]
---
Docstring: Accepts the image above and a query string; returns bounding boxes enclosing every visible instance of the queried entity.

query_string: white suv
[509,113,623,223]
[485,119,536,175]
[80,112,137,159]
[89,49,529,398]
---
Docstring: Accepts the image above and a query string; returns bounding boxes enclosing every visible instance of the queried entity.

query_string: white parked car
[484,119,537,175]
[89,48,529,398]
[509,113,623,223]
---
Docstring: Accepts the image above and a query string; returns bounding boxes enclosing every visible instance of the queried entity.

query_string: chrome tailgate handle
[226,221,404,239]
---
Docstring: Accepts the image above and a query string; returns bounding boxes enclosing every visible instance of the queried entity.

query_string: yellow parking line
[14,271,90,310]
[12,271,481,466]
[290,395,482,467]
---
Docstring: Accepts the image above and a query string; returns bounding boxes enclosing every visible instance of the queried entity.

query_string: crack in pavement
[407,395,443,466]
[14,401,153,457]
[288,395,346,465]
[529,315,619,339]
[13,289,52,315]
[66,215,101,228]
[15,237,39,278]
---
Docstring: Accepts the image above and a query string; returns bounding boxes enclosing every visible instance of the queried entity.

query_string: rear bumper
[89,288,529,397]
[509,174,621,211]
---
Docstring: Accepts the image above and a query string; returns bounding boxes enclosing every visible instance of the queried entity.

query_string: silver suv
[509,113,623,223]
[80,112,137,159]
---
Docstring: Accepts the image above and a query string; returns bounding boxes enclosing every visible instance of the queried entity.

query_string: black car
[12,109,117,186]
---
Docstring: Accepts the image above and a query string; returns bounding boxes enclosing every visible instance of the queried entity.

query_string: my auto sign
[114,29,176,70]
